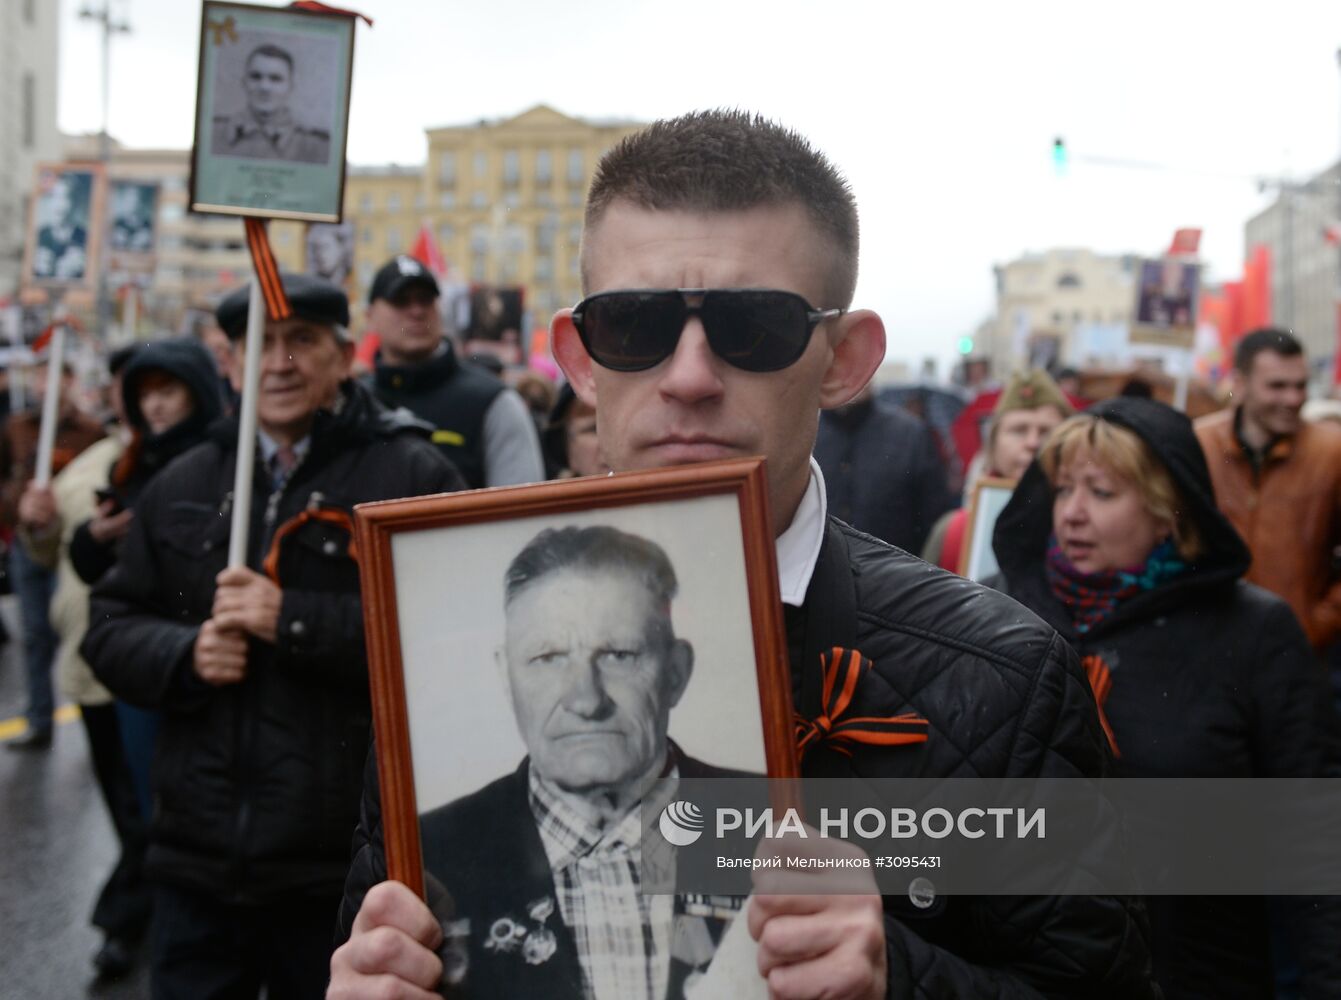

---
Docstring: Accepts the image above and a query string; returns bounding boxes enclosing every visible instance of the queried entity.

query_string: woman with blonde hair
[989,396,1340,997]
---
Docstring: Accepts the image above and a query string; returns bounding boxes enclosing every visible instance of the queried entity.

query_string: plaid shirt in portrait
[530,767,679,1000]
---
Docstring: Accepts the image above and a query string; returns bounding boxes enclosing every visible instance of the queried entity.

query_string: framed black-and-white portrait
[22,163,106,289]
[355,458,794,914]
[958,476,1015,581]
[190,1,354,221]
[1131,256,1200,350]
[304,221,354,289]
[108,180,159,272]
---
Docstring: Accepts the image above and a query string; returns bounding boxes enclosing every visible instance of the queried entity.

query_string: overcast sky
[58,0,1341,371]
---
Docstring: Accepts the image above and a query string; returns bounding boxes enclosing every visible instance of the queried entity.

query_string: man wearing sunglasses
[330,113,1155,999]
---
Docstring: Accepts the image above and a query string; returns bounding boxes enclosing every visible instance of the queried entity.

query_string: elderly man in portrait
[212,43,330,164]
[416,524,736,999]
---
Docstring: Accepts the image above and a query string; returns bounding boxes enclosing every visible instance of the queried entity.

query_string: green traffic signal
[957,336,974,355]
[1052,137,1067,175]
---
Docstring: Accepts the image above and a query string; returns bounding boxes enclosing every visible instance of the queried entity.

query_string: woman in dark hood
[69,336,223,586]
[990,396,1340,998]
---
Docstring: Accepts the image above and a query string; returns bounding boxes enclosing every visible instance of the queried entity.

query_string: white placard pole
[122,285,139,345]
[33,320,66,487]
[1173,350,1192,412]
[227,275,266,568]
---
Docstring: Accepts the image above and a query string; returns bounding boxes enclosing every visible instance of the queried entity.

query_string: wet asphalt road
[0,596,152,999]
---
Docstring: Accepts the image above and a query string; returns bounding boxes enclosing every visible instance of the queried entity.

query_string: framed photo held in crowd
[958,476,1015,581]
[107,180,160,274]
[21,163,107,290]
[304,221,354,289]
[355,458,793,990]
[189,0,354,221]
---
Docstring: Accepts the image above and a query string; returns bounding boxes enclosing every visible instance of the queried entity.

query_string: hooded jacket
[82,379,464,904]
[989,397,1341,998]
[69,336,225,585]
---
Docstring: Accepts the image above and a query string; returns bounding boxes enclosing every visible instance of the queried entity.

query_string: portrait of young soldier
[211,42,331,164]
[330,111,1156,1000]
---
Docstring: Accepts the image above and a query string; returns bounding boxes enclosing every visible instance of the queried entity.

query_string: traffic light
[1052,136,1067,175]
[957,335,975,355]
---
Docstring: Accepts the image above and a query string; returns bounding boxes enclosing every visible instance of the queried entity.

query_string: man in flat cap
[212,44,331,164]
[82,273,463,999]
[364,254,545,488]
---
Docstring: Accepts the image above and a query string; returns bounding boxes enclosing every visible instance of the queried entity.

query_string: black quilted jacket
[338,517,1158,999]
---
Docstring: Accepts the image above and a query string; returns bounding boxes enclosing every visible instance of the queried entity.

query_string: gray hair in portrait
[505,524,677,608]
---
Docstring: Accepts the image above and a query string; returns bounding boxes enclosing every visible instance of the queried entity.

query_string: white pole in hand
[33,321,66,487]
[228,275,266,568]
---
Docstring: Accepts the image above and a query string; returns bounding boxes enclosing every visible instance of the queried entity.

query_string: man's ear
[1228,367,1245,403]
[665,639,694,709]
[819,309,886,410]
[551,308,598,407]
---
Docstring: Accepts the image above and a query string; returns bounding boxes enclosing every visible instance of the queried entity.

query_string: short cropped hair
[1234,327,1303,375]
[583,110,860,307]
[1038,414,1204,560]
[504,525,678,615]
[246,44,294,74]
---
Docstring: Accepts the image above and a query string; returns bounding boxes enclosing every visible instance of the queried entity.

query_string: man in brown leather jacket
[1195,328,1341,652]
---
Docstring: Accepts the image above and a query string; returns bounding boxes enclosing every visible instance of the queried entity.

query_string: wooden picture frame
[189,1,354,222]
[21,162,107,291]
[958,476,1015,582]
[355,457,795,899]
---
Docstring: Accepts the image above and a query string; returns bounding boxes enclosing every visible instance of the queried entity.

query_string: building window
[536,149,552,184]
[474,151,488,177]
[361,226,373,244]
[503,191,520,208]
[438,153,457,187]
[471,255,487,282]
[21,74,35,149]
[438,223,455,245]
[536,222,555,252]
[568,190,584,207]
[470,225,490,254]
[567,148,584,184]
[503,149,520,187]
[359,193,373,212]
[439,191,456,209]
[23,0,35,24]
[359,262,374,286]
[567,222,582,247]
[471,191,487,208]
[386,226,402,254]
[414,193,425,210]
[536,190,553,207]
[1056,272,1082,289]
[535,255,553,281]
[387,193,402,212]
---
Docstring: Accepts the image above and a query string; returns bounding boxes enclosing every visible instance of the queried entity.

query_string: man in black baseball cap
[363,254,544,489]
[82,271,463,999]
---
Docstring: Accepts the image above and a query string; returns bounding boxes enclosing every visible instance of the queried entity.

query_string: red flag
[1168,228,1202,256]
[1324,222,1341,246]
[409,224,447,278]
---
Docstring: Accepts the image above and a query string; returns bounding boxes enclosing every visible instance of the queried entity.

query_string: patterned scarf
[1046,536,1186,633]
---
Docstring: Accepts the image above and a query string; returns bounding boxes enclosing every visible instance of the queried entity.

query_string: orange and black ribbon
[795,647,929,759]
[262,507,358,584]
[288,1,374,25]
[243,218,292,324]
[1080,654,1121,759]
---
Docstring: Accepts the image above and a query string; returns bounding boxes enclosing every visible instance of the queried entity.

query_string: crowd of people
[2,110,1339,1000]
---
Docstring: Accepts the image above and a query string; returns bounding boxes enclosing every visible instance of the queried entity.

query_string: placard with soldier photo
[1131,257,1200,349]
[354,458,794,993]
[190,1,354,221]
[21,163,107,289]
[108,179,160,273]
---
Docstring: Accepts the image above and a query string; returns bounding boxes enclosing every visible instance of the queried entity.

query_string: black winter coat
[70,336,225,585]
[989,396,1341,999]
[82,381,464,904]
[814,398,954,554]
[338,518,1158,999]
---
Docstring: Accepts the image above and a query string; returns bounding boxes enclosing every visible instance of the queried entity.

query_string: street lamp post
[77,2,130,342]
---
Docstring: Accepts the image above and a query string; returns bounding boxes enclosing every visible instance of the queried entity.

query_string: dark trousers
[150,884,335,1000]
[10,542,57,731]
[81,702,153,940]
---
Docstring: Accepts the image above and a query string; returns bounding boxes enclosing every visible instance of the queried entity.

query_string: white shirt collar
[775,458,827,607]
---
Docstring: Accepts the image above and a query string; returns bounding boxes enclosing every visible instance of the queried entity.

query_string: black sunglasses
[570,288,844,373]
